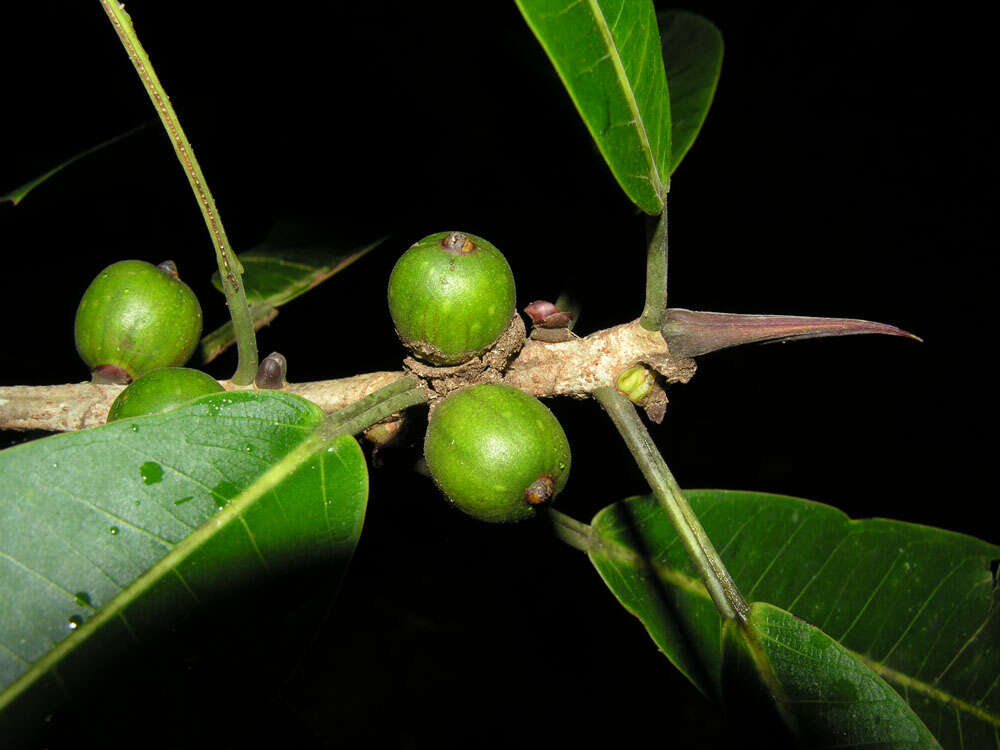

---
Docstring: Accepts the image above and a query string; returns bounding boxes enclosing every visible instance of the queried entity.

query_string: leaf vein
[880,560,966,665]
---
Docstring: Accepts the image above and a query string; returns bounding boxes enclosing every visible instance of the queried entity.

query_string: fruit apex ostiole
[525,476,555,506]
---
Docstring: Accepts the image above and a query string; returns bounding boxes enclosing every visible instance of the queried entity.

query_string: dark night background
[0,2,995,747]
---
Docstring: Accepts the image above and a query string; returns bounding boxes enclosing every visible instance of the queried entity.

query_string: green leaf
[0,390,368,721]
[588,491,999,747]
[658,10,723,174]
[724,603,940,747]
[210,239,380,306]
[515,0,672,214]
[1,124,147,206]
[202,233,382,362]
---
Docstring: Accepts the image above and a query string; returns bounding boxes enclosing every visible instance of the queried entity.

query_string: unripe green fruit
[387,231,516,365]
[106,367,224,422]
[424,384,571,523]
[75,260,203,383]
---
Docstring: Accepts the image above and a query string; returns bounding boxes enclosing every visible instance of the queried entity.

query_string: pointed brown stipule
[661,308,922,358]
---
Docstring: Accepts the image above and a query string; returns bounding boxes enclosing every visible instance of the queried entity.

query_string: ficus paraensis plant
[0,2,994,747]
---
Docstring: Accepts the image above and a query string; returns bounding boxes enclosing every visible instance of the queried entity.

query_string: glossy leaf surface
[588,491,998,748]
[515,0,672,213]
[0,391,368,719]
[658,10,723,174]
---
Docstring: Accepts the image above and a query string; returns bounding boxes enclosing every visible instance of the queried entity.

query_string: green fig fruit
[424,384,571,522]
[75,260,204,383]
[106,367,224,422]
[387,231,516,365]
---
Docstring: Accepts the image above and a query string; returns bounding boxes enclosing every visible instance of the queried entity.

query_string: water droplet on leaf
[140,462,164,485]
[67,615,84,631]
[211,480,239,509]
[74,591,92,608]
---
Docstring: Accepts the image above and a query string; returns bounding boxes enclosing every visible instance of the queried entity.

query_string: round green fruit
[106,367,224,422]
[75,259,203,383]
[387,231,516,365]
[424,384,571,522]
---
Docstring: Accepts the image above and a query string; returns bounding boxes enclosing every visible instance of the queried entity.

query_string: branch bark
[1,320,695,433]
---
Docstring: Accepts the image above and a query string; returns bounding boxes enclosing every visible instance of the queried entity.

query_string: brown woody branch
[0,320,696,433]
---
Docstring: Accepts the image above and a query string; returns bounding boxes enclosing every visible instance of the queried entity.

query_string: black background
[1,2,995,747]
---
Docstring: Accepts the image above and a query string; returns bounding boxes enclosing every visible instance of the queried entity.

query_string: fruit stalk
[99,1,259,385]
[639,201,669,331]
[593,386,749,622]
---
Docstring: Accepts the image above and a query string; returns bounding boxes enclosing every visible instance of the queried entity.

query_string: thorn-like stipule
[661,308,922,358]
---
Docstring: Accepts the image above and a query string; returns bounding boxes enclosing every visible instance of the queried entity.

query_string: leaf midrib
[854,652,1000,729]
[585,0,664,202]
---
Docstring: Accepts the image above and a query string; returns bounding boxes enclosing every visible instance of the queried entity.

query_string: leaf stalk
[546,508,592,552]
[593,386,748,621]
[639,201,669,331]
[98,1,259,384]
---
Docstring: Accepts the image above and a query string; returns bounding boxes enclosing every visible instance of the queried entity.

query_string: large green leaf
[203,232,381,362]
[588,491,998,748]
[0,390,368,725]
[515,0,672,214]
[658,10,723,174]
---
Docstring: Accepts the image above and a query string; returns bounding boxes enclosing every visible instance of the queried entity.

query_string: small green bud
[616,365,656,404]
